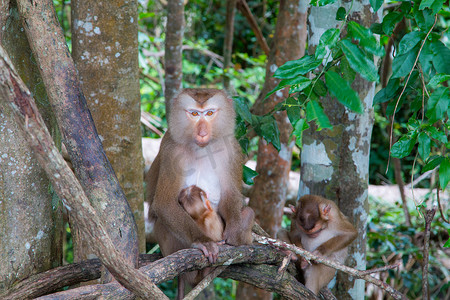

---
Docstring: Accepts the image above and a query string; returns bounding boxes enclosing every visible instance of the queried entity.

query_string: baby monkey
[178,185,224,242]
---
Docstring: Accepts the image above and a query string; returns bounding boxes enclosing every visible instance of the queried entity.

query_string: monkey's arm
[316,221,357,256]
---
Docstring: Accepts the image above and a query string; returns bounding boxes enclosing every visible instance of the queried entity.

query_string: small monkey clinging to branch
[289,195,357,295]
[145,88,255,296]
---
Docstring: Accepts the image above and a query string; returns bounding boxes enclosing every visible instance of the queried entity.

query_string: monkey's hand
[192,241,222,264]
[223,224,247,246]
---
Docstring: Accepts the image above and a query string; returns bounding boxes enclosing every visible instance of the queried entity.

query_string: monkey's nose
[198,130,208,137]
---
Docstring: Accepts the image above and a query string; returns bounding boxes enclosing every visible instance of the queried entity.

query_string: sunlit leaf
[265,76,312,99]
[306,100,332,129]
[369,0,383,12]
[419,0,445,15]
[348,22,384,56]
[426,87,450,123]
[336,7,346,20]
[430,41,450,75]
[423,156,444,172]
[274,56,322,79]
[428,74,450,89]
[234,97,253,124]
[315,28,340,60]
[325,71,363,113]
[293,119,310,149]
[340,39,379,82]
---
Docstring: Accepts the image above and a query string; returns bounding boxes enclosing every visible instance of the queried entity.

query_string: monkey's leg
[304,264,336,295]
[177,275,185,300]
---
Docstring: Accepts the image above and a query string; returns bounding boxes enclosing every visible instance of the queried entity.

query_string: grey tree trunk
[223,0,237,91]
[301,1,379,298]
[71,0,145,254]
[0,0,62,291]
[237,0,308,299]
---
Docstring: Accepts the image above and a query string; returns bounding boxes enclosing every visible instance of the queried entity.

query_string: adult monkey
[146,88,254,264]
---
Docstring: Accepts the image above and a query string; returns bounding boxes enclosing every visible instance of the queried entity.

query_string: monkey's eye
[206,110,214,116]
[191,111,199,117]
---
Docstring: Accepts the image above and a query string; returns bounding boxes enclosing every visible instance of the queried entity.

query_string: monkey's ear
[320,204,331,220]
[288,204,296,214]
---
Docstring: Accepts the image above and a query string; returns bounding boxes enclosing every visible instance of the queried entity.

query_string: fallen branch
[253,233,407,300]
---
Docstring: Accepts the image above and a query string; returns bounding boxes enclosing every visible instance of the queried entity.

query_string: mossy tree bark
[300,1,379,298]
[0,0,62,291]
[71,0,145,253]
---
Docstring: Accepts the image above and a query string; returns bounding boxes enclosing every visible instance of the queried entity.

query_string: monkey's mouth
[306,228,323,238]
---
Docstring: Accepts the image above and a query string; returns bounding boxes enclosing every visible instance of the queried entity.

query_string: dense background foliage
[52,0,449,298]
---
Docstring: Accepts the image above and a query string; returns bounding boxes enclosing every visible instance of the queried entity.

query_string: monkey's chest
[183,166,221,210]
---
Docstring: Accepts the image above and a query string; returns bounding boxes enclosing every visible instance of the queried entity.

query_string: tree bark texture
[0,0,62,291]
[223,0,237,91]
[301,1,379,298]
[239,0,307,299]
[0,47,168,299]
[15,0,139,268]
[71,0,145,253]
[164,0,185,114]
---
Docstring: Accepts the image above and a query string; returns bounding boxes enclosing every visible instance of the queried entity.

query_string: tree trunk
[223,0,237,91]
[301,1,379,298]
[237,0,308,299]
[164,0,185,114]
[15,0,139,271]
[71,0,145,253]
[0,0,62,291]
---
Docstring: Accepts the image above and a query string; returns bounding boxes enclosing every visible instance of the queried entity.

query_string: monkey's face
[169,89,235,148]
[295,198,327,238]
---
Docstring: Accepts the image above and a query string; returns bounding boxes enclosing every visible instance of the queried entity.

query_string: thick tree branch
[0,46,167,299]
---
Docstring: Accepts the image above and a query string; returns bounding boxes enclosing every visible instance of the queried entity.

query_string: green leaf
[419,0,445,15]
[373,78,400,105]
[315,28,340,60]
[382,11,403,35]
[444,234,450,248]
[239,137,249,154]
[336,7,346,20]
[254,116,281,151]
[340,39,379,82]
[369,0,383,12]
[325,71,363,113]
[426,87,450,123]
[274,56,322,79]
[423,156,444,172]
[414,5,435,31]
[391,45,419,79]
[439,158,450,189]
[430,41,450,74]
[397,32,424,56]
[311,0,337,6]
[347,22,384,56]
[243,165,258,185]
[424,126,448,144]
[370,23,383,35]
[391,134,417,159]
[265,76,312,99]
[293,119,310,149]
[306,100,332,129]
[286,97,301,126]
[313,79,328,97]
[234,97,253,124]
[418,132,431,160]
[428,74,450,89]
[340,56,356,83]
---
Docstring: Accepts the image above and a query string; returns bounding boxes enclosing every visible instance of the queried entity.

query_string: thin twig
[359,263,401,275]
[253,233,407,300]
[275,252,293,281]
[387,14,438,173]
[436,188,449,223]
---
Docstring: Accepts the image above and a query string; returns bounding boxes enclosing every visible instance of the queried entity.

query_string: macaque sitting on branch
[145,88,254,298]
[289,195,357,295]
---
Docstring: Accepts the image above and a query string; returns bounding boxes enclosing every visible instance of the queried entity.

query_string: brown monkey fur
[145,88,254,299]
[289,195,357,295]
